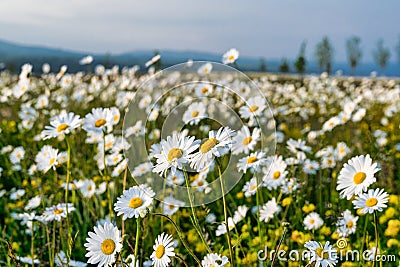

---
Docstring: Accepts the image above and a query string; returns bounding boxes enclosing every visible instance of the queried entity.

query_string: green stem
[359,214,369,267]
[31,222,34,267]
[64,136,71,265]
[182,169,212,253]
[256,179,263,246]
[217,163,235,267]
[134,217,141,267]
[373,211,382,267]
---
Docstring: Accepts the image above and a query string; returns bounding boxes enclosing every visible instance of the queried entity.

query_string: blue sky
[0,0,399,62]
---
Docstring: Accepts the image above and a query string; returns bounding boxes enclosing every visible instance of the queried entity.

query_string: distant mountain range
[0,39,399,76]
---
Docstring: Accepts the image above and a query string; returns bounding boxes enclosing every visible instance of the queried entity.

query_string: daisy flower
[259,198,279,222]
[304,212,324,230]
[232,126,260,155]
[42,112,82,139]
[281,178,299,194]
[79,179,96,198]
[189,127,235,171]
[35,145,59,173]
[336,154,379,200]
[322,116,340,132]
[222,48,239,64]
[195,83,213,97]
[202,253,229,267]
[303,159,320,175]
[352,188,389,214]
[335,142,350,160]
[153,132,200,176]
[239,96,266,119]
[182,102,207,125]
[237,151,266,173]
[216,217,235,236]
[125,120,145,138]
[25,196,41,211]
[79,55,93,65]
[114,185,155,219]
[197,63,213,75]
[10,146,25,165]
[131,162,153,177]
[166,170,185,187]
[145,54,161,68]
[43,203,75,222]
[262,155,288,190]
[84,222,122,267]
[286,138,312,154]
[242,177,258,197]
[17,256,40,265]
[233,205,248,224]
[150,232,175,267]
[83,108,113,133]
[162,196,185,216]
[336,209,358,237]
[304,241,338,267]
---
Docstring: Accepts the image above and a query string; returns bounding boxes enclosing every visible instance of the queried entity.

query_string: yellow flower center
[54,208,63,215]
[366,197,378,207]
[191,111,199,118]
[49,157,56,166]
[87,185,93,191]
[339,147,345,153]
[346,221,354,228]
[113,115,119,122]
[250,185,257,191]
[309,219,315,224]
[167,148,183,162]
[246,156,258,164]
[228,55,235,61]
[249,105,259,112]
[57,123,68,132]
[242,136,252,145]
[169,204,175,209]
[198,180,204,186]
[273,171,281,179]
[200,138,218,153]
[129,197,143,209]
[353,172,366,184]
[155,245,165,259]
[95,119,106,127]
[201,87,209,94]
[101,239,116,255]
[113,157,120,163]
[316,248,329,259]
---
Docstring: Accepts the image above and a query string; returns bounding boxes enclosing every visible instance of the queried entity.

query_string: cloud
[0,0,399,61]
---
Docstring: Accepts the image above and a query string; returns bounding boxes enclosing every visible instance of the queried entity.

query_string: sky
[0,0,399,62]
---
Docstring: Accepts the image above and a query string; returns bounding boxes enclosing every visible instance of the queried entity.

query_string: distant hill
[0,39,399,76]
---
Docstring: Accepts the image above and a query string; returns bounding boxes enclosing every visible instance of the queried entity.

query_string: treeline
[277,36,398,76]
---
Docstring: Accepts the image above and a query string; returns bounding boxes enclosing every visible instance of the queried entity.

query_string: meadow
[0,58,399,267]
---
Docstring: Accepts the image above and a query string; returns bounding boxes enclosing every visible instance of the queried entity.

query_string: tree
[259,58,267,72]
[279,58,290,73]
[346,36,362,75]
[373,39,391,75]
[294,41,307,74]
[395,35,400,71]
[315,37,333,74]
